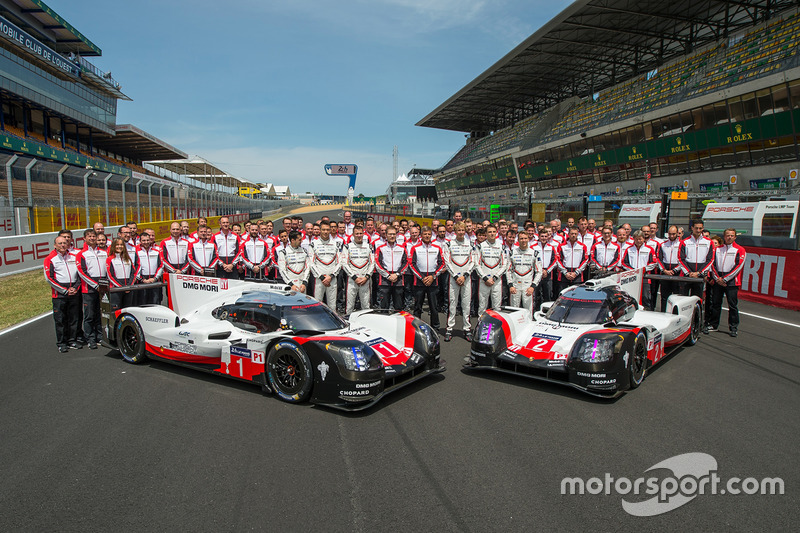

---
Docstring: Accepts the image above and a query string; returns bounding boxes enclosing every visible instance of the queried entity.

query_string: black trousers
[378,283,404,311]
[659,278,681,312]
[82,291,101,343]
[413,280,440,328]
[683,275,706,299]
[437,272,449,311]
[216,260,239,279]
[709,284,739,329]
[109,290,134,313]
[536,276,553,311]
[139,285,163,306]
[53,295,80,347]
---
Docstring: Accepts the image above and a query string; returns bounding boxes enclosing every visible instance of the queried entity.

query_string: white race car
[101,273,443,410]
[466,269,702,397]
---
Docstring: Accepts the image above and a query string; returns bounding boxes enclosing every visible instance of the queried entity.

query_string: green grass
[0,269,53,330]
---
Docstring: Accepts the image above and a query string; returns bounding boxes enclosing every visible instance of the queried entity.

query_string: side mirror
[621,306,636,323]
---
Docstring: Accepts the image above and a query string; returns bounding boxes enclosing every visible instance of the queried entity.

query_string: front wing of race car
[298,312,445,410]
[467,310,642,398]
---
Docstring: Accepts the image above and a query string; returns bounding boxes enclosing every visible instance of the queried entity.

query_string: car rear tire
[687,303,701,346]
[117,314,147,364]
[628,332,647,389]
[266,342,313,403]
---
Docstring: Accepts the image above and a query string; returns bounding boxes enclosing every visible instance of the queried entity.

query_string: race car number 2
[525,335,559,352]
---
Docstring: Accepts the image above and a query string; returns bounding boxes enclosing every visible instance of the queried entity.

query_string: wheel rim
[121,325,139,355]
[273,352,306,393]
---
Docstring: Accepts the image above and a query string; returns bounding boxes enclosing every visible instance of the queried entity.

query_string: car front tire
[628,332,647,389]
[266,342,313,403]
[117,314,148,364]
[687,303,702,346]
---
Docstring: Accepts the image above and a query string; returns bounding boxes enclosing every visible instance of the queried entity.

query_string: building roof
[4,0,101,56]
[273,185,291,195]
[145,156,254,189]
[417,0,798,133]
[93,124,187,163]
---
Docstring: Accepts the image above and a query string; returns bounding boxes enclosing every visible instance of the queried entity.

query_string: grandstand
[419,0,800,221]
[0,0,270,235]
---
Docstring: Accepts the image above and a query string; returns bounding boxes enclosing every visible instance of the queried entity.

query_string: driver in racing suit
[277,230,311,293]
[309,221,342,307]
[475,224,508,316]
[443,221,475,341]
[506,231,542,315]
[342,225,374,315]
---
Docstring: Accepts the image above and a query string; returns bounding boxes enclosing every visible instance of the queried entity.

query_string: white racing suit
[506,246,543,314]
[277,245,311,292]
[309,237,342,307]
[342,239,374,314]
[444,237,475,332]
[475,239,508,315]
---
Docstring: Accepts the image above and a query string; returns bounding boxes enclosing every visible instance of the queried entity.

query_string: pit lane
[1,263,797,529]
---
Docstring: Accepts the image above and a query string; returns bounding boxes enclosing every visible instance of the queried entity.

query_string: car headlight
[574,337,617,363]
[329,343,381,372]
[476,320,500,346]
[418,323,439,351]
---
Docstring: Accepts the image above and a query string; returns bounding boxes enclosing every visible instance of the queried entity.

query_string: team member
[678,219,714,300]
[532,228,557,309]
[76,229,107,349]
[135,232,163,305]
[506,231,542,315]
[656,225,682,312]
[403,225,421,310]
[576,217,597,258]
[309,221,342,307]
[375,226,407,311]
[475,224,508,315]
[96,232,109,252]
[106,238,140,313]
[188,225,219,276]
[237,224,271,280]
[409,226,445,329]
[707,229,746,337]
[555,227,589,294]
[45,234,82,353]
[590,226,622,275]
[190,217,208,240]
[179,221,195,243]
[160,222,190,274]
[620,230,657,310]
[342,226,374,315]
[213,216,241,279]
[434,225,450,312]
[443,222,475,341]
[342,211,355,236]
[277,230,311,293]
[270,229,289,280]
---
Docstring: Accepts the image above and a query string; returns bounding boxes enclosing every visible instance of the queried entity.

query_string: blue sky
[59,0,573,195]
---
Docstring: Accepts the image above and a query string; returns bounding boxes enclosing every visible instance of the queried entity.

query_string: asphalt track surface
[2,214,797,531]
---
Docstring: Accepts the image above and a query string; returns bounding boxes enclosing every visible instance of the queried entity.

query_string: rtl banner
[740,246,800,311]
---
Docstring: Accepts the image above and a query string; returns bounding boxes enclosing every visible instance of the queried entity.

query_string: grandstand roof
[5,0,101,56]
[418,0,797,133]
[146,157,255,189]
[93,125,187,163]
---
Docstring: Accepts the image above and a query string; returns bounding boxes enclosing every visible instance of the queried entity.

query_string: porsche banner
[740,246,800,311]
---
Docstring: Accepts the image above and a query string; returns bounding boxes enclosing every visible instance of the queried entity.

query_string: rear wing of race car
[165,273,290,316]
[584,268,646,305]
[585,268,704,307]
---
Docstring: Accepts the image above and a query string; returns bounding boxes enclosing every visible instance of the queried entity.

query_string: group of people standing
[43,210,746,353]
